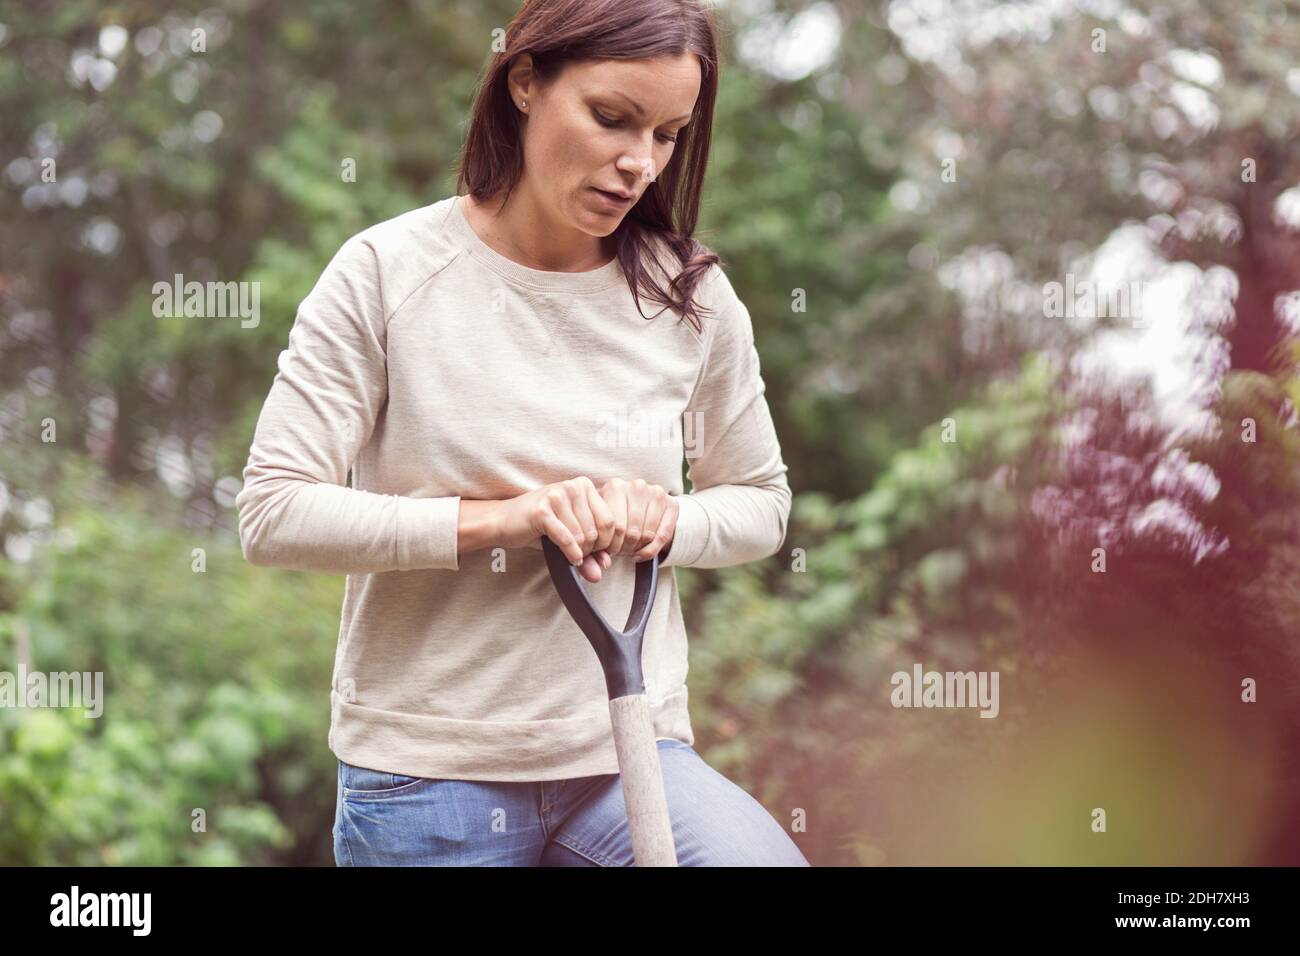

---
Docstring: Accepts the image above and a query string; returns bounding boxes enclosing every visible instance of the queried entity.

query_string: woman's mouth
[590,187,633,210]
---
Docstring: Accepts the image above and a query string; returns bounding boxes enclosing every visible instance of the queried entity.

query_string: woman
[236,0,807,866]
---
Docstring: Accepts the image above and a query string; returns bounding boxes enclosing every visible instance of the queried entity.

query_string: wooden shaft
[608,694,678,867]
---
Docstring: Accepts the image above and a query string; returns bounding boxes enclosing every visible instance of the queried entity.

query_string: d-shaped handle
[541,536,665,700]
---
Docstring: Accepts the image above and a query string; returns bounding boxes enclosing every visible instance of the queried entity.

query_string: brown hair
[454,0,723,334]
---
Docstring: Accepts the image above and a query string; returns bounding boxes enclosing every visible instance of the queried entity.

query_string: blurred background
[1,0,1298,865]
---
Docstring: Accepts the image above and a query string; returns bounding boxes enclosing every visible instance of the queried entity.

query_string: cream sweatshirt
[235,194,791,782]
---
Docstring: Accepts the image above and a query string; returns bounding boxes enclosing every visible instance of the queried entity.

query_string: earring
[520,99,527,110]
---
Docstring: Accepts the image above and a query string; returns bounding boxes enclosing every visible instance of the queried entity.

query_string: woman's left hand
[595,478,679,565]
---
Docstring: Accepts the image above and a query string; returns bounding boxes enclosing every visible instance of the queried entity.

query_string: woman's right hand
[494,477,615,582]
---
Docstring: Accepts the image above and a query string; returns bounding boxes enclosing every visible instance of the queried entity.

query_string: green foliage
[0,474,341,864]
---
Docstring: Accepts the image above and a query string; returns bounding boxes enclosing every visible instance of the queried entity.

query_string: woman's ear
[506,53,535,113]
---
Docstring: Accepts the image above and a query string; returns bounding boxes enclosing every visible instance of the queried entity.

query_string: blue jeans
[333,738,810,866]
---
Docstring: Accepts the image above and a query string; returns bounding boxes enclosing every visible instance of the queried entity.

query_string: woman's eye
[594,110,677,145]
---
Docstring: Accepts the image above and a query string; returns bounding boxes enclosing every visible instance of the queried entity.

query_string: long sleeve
[235,235,462,573]
[660,270,792,569]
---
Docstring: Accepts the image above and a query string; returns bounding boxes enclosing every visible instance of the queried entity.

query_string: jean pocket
[658,737,696,753]
[340,760,428,799]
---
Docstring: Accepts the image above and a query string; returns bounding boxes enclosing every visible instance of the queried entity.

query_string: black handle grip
[541,537,666,700]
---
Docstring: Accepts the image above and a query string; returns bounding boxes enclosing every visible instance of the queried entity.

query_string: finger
[604,482,629,555]
[550,488,587,562]
[580,552,604,583]
[567,482,599,557]
[572,478,605,561]
[598,549,612,569]
[539,508,584,565]
[624,483,653,555]
[633,493,669,560]
[587,482,616,553]
[635,496,678,561]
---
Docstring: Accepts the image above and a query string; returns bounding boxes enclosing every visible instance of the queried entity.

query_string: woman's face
[508,53,702,237]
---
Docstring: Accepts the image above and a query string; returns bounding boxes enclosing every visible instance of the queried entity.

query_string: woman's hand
[492,476,677,583]
[494,476,614,583]
[596,478,679,564]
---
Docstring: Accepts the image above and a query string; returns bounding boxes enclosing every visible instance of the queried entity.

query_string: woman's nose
[616,153,657,185]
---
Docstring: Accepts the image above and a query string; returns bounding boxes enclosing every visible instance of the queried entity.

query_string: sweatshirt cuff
[395,495,462,571]
[661,493,709,568]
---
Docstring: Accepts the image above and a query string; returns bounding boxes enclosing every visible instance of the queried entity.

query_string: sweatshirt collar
[445,194,626,293]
